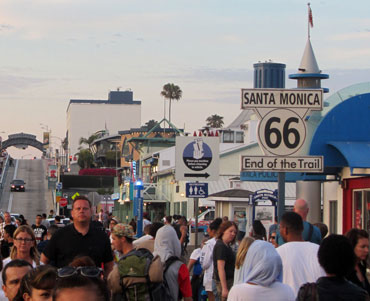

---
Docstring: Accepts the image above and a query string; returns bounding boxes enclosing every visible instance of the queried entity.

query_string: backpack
[116,248,164,301]
[147,256,183,301]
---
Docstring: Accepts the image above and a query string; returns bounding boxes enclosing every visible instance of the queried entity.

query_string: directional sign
[175,137,219,181]
[186,183,208,198]
[241,155,323,172]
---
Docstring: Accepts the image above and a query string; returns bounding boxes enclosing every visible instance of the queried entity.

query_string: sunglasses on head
[57,266,103,278]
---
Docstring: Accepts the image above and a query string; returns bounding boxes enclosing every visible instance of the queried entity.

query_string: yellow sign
[72,192,80,200]
[56,196,61,203]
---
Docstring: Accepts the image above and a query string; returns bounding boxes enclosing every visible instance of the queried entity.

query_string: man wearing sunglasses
[40,196,114,277]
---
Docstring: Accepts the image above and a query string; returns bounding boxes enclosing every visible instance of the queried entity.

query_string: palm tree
[160,83,182,123]
[206,114,224,128]
[79,133,100,149]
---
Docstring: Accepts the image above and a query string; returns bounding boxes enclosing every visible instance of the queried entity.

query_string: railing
[0,155,10,202]
[143,182,171,202]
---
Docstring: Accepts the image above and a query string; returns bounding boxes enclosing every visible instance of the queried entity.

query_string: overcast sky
[1,0,370,158]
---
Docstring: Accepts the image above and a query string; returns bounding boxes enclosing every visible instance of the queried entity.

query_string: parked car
[10,179,26,192]
[46,217,71,226]
[189,208,215,231]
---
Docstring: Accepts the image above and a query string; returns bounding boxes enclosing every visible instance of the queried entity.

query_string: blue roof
[310,92,370,169]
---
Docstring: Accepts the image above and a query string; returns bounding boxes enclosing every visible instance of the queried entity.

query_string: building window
[181,201,187,217]
[236,132,244,143]
[352,189,370,231]
[174,202,180,215]
[353,191,363,229]
[329,200,337,234]
[223,131,234,143]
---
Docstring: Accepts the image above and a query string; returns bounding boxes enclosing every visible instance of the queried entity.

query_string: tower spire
[289,3,329,93]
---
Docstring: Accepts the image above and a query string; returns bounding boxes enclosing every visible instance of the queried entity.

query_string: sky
[0,0,370,158]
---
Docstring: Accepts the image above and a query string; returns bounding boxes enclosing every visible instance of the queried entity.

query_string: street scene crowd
[0,196,368,300]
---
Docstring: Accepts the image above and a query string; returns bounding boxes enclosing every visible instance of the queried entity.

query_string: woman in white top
[228,240,295,301]
[200,217,223,301]
[3,225,40,268]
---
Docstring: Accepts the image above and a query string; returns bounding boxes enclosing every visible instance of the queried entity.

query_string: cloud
[331,31,370,41]
[0,24,13,31]
[164,67,254,83]
[0,74,51,95]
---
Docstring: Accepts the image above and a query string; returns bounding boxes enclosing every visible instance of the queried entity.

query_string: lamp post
[134,179,144,237]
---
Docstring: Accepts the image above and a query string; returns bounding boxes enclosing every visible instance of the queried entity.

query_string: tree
[79,133,100,149]
[160,83,182,123]
[144,119,159,131]
[206,114,224,128]
[77,149,94,169]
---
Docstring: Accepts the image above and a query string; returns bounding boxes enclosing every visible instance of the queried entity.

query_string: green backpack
[118,248,158,301]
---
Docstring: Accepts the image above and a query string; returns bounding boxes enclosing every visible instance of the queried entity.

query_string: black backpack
[150,256,184,301]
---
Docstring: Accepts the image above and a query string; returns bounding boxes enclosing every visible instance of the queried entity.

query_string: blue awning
[328,141,370,169]
[310,93,370,172]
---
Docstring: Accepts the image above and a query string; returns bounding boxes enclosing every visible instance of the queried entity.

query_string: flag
[308,4,313,28]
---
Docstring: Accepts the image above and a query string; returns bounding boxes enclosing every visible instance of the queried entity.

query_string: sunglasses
[270,236,276,239]
[57,266,103,278]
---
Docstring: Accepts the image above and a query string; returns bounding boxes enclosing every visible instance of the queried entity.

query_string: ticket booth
[208,189,254,230]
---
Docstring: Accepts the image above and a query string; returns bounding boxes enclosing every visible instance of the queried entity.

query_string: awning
[328,141,370,169]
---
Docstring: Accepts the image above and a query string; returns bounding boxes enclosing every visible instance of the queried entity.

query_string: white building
[66,90,141,162]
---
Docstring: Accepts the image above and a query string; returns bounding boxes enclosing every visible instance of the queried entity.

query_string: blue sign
[251,189,278,203]
[56,182,63,190]
[186,183,208,198]
[240,171,328,182]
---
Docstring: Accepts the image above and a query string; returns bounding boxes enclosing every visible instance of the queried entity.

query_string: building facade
[66,90,141,163]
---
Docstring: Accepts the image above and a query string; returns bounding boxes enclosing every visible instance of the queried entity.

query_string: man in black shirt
[40,196,113,276]
[31,215,47,245]
[1,224,16,258]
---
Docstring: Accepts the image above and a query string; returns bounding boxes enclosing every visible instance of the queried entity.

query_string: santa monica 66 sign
[241,88,323,172]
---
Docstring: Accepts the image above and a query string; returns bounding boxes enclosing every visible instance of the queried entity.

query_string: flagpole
[308,2,311,39]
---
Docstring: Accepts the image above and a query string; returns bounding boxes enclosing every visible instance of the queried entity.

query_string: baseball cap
[112,223,136,239]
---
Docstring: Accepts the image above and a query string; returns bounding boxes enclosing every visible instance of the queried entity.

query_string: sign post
[240,88,324,220]
[176,137,219,248]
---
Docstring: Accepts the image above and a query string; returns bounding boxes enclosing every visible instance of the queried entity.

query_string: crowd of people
[0,196,368,300]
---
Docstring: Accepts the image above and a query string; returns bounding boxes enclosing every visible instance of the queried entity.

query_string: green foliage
[144,119,158,131]
[77,149,94,169]
[79,133,100,148]
[206,114,224,128]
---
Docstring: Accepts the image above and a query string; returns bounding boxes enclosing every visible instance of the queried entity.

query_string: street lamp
[134,179,144,237]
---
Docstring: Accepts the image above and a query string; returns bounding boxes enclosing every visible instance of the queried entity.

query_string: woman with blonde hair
[3,225,40,267]
[234,236,255,285]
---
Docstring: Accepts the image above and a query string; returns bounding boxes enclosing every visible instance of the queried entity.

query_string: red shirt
[178,263,192,298]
